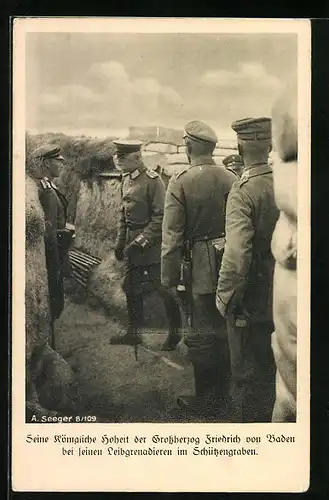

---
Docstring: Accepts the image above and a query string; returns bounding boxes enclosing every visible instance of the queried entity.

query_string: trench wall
[74,177,128,316]
[25,174,52,360]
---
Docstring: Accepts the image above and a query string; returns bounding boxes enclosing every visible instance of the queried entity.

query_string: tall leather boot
[110,295,143,345]
[159,287,182,351]
[242,380,276,423]
[176,364,222,418]
[195,363,230,419]
[215,340,231,410]
[160,327,182,351]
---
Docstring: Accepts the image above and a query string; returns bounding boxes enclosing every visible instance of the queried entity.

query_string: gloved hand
[114,245,125,261]
[229,301,251,325]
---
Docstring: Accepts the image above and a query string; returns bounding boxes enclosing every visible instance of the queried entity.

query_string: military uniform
[271,85,297,422]
[161,121,236,414]
[222,154,244,178]
[216,117,279,422]
[32,145,70,328]
[112,140,182,348]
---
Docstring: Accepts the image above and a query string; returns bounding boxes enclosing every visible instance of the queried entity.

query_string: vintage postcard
[12,17,310,492]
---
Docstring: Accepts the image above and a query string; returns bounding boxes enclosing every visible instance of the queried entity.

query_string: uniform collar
[190,156,216,167]
[244,162,270,171]
[242,163,272,181]
[130,168,141,180]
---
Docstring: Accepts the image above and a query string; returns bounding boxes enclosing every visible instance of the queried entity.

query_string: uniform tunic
[38,178,68,321]
[216,164,279,321]
[161,157,235,369]
[216,164,279,422]
[116,167,165,269]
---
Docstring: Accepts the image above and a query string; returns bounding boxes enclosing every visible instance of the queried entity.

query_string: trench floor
[55,297,221,423]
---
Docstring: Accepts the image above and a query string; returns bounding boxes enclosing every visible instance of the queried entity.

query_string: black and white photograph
[12,17,310,492]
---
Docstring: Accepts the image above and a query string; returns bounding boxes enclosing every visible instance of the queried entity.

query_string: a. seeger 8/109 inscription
[28,414,98,423]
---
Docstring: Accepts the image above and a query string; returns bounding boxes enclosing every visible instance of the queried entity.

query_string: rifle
[178,239,193,329]
[127,244,139,361]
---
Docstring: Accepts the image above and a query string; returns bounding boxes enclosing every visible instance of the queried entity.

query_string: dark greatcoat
[38,178,68,320]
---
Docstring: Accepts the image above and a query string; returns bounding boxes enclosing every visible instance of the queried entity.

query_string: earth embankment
[25,174,52,357]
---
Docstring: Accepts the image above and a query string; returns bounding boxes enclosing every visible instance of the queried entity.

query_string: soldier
[270,83,297,422]
[222,154,244,178]
[30,144,72,348]
[110,139,182,350]
[161,121,236,417]
[216,117,279,422]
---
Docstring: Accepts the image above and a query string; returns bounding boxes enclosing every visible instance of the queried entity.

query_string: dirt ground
[55,295,206,423]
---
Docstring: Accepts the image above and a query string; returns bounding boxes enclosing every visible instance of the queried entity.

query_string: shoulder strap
[39,179,52,190]
[175,165,193,179]
[238,170,250,187]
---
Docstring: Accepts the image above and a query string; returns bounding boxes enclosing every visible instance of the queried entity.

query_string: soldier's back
[178,162,236,239]
[235,167,279,320]
[182,162,235,197]
[239,169,278,245]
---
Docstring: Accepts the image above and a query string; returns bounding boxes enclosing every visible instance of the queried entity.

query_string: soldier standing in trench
[161,121,236,417]
[110,139,182,350]
[30,144,73,349]
[216,117,279,422]
[222,154,244,178]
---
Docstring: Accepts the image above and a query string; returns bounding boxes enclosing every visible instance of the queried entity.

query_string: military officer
[161,121,236,417]
[216,117,279,422]
[31,144,71,348]
[270,83,297,422]
[110,139,182,349]
[222,154,244,178]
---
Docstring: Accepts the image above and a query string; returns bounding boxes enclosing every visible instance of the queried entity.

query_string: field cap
[231,117,272,141]
[32,144,65,161]
[222,154,243,167]
[113,139,143,154]
[183,120,218,144]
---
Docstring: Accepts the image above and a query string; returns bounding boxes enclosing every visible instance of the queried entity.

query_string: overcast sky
[26,32,297,137]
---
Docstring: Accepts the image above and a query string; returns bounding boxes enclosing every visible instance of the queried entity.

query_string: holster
[122,265,161,297]
[180,240,193,327]
[57,225,75,277]
[180,257,192,289]
[211,236,226,273]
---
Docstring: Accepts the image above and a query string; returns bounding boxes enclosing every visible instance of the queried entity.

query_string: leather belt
[192,233,225,244]
[126,221,148,230]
